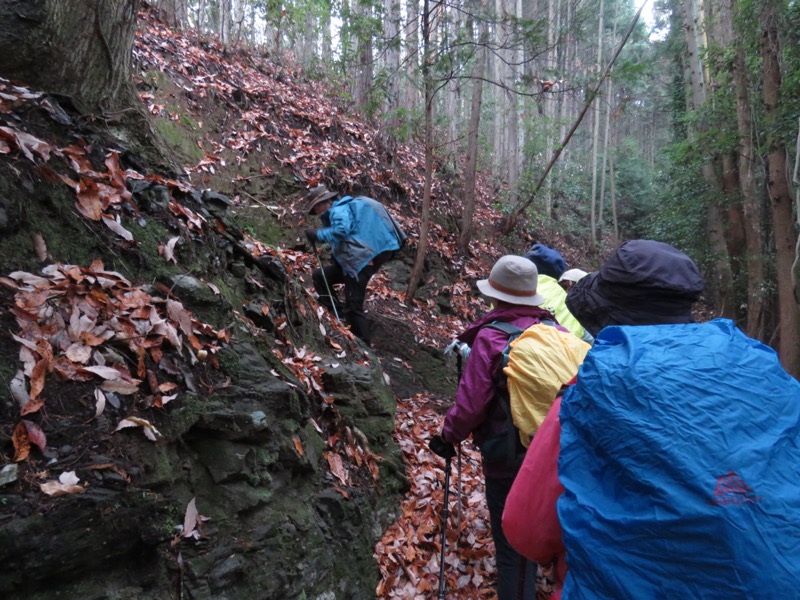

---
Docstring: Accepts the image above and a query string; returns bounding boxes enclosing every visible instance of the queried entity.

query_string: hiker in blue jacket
[305,184,405,346]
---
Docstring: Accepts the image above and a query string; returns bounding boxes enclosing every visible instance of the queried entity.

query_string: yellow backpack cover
[503,324,590,446]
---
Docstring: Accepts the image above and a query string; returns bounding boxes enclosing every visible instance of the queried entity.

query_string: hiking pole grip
[437,455,452,600]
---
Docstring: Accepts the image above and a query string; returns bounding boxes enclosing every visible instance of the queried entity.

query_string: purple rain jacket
[442,302,558,478]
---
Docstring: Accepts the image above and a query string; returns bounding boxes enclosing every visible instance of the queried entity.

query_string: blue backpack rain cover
[557,319,800,599]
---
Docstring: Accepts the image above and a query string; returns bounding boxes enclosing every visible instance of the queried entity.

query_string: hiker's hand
[429,434,456,459]
[305,229,317,245]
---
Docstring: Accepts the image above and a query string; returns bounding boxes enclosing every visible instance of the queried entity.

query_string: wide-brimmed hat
[477,255,545,306]
[306,184,338,214]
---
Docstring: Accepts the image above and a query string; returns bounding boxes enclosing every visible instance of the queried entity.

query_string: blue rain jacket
[557,319,800,599]
[315,196,404,277]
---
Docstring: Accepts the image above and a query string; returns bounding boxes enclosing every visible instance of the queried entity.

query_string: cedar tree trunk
[0,0,140,114]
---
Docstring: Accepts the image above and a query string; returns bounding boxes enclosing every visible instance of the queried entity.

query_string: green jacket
[536,275,593,344]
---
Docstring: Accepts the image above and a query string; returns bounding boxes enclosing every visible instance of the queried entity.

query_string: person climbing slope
[305,184,405,347]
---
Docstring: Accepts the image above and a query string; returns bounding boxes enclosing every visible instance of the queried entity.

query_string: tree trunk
[793,119,800,308]
[0,0,140,113]
[761,2,800,376]
[610,152,618,246]
[155,0,187,28]
[684,0,735,321]
[407,0,437,300]
[458,0,488,254]
[732,4,767,339]
[589,0,604,245]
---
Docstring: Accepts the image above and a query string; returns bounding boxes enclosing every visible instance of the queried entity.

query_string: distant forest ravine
[0,0,799,599]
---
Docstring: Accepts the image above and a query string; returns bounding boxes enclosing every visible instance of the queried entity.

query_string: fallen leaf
[21,419,47,452]
[325,451,348,486]
[10,370,29,408]
[183,496,199,537]
[40,471,85,496]
[94,388,106,418]
[29,358,47,400]
[20,397,44,416]
[115,416,162,441]
[101,379,140,395]
[65,343,93,364]
[75,178,104,220]
[162,236,180,264]
[32,232,49,262]
[293,436,304,457]
[101,214,134,241]
[81,365,124,380]
[12,422,30,461]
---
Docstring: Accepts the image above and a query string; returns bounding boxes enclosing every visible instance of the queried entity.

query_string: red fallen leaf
[53,356,94,381]
[147,369,159,394]
[75,178,104,220]
[150,346,163,364]
[0,125,52,162]
[167,298,193,337]
[104,151,132,201]
[29,358,47,400]
[35,339,54,371]
[292,436,304,457]
[157,381,178,393]
[20,396,44,416]
[324,451,348,486]
[12,422,30,461]
[21,419,47,452]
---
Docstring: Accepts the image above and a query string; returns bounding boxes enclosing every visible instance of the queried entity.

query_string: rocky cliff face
[0,110,409,599]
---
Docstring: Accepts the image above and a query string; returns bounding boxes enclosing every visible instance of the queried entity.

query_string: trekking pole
[456,446,462,545]
[312,242,340,322]
[437,454,452,600]
[442,343,466,547]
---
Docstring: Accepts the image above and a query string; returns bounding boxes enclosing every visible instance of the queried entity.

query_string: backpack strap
[480,321,527,468]
[479,319,560,467]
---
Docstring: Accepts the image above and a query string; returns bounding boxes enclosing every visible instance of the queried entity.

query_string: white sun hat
[476,255,545,306]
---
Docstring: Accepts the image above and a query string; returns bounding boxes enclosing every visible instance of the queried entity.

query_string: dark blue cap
[523,243,567,279]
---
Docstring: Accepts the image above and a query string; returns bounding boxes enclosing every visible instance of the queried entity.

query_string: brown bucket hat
[306,184,338,214]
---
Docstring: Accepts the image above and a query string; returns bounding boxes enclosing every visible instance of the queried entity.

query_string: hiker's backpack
[352,196,407,251]
[504,324,590,446]
[558,319,800,599]
[481,321,589,463]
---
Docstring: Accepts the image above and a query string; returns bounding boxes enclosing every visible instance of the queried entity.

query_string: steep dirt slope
[0,7,494,600]
[0,7,593,599]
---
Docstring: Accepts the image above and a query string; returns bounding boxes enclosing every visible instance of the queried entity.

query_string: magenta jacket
[442,302,556,477]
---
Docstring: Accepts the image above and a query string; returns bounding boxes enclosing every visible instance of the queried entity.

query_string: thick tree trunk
[732,17,767,339]
[0,0,140,113]
[154,0,187,28]
[761,4,800,377]
[684,0,735,321]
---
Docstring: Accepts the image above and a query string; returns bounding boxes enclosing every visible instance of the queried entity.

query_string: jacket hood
[566,240,704,337]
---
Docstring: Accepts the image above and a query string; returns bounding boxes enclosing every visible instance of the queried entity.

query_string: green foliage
[630,141,708,257]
